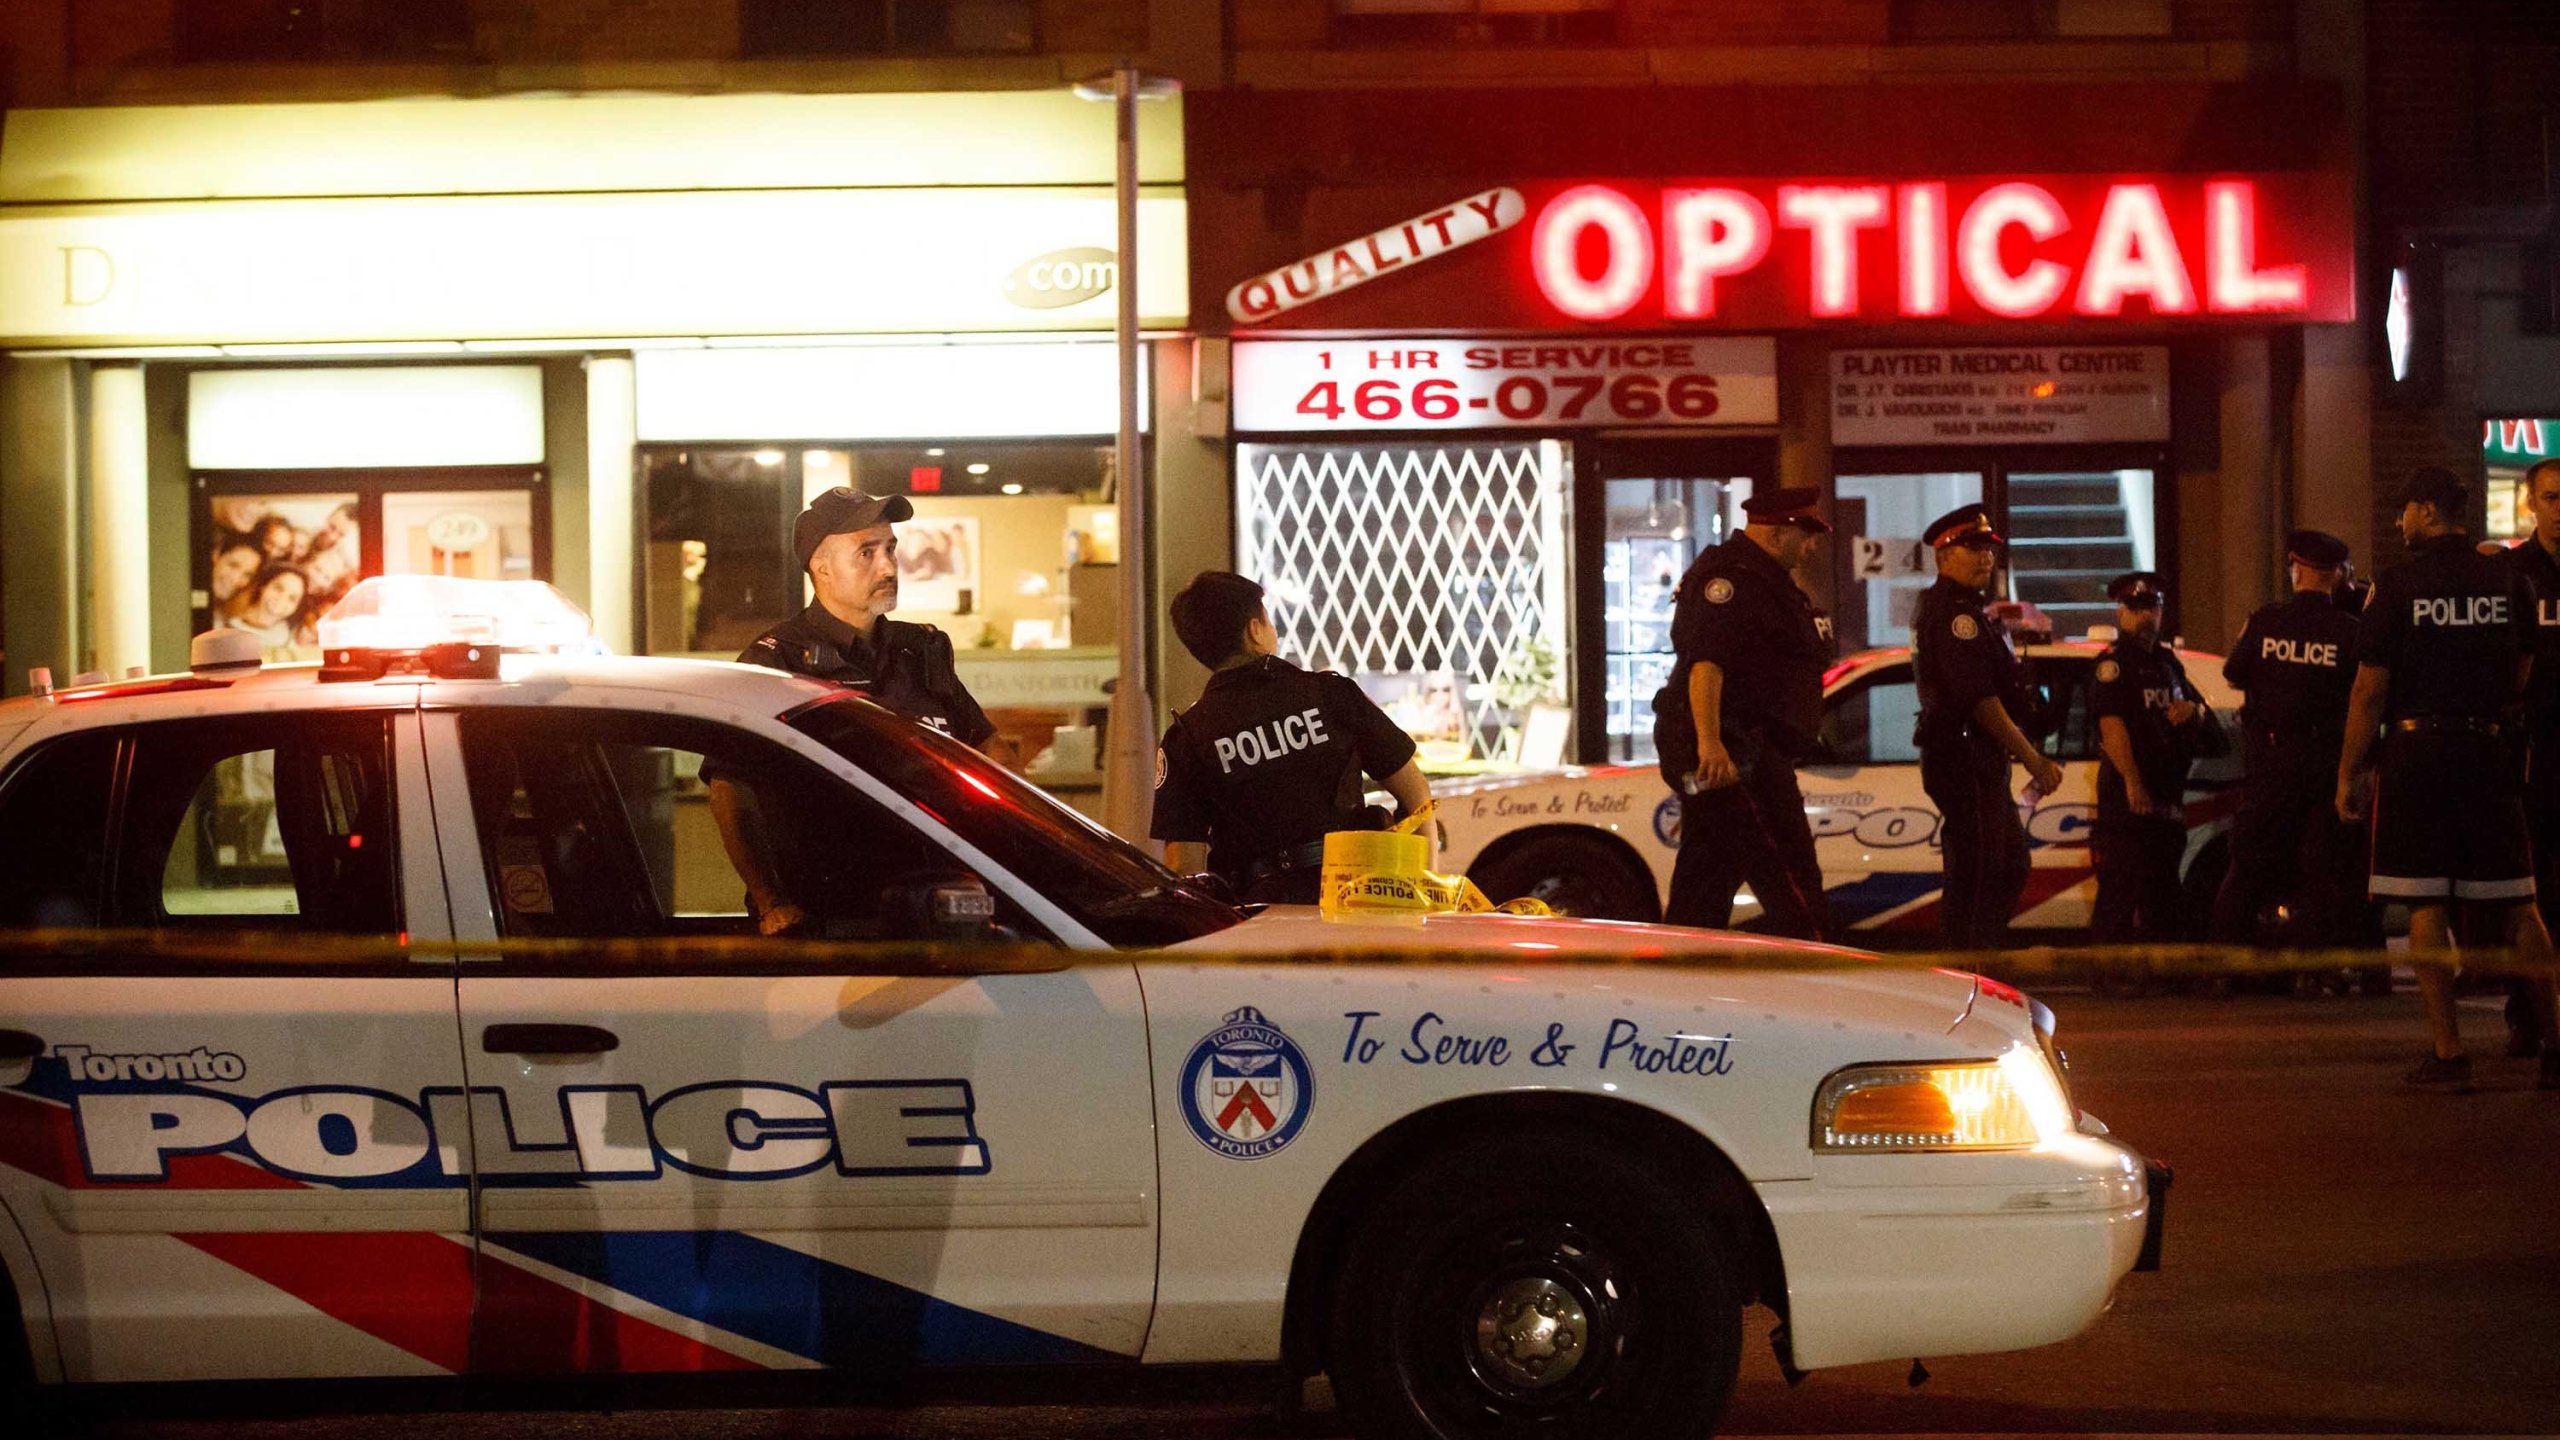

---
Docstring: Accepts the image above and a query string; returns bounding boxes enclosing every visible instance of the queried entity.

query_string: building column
[3,358,81,695]
[2204,333,2277,651]
[2297,325,2374,565]
[584,354,638,655]
[88,363,151,678]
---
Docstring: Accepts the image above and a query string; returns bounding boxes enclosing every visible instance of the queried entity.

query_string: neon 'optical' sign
[1527,177,2320,324]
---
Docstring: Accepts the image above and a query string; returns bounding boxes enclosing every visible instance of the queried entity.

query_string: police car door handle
[0,1029,41,1062]
[481,1023,620,1057]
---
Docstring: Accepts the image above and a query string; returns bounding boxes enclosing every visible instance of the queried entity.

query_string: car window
[456,709,1042,943]
[788,695,1239,948]
[118,713,402,933]
[1818,666,1921,765]
[2028,657,2098,761]
[0,733,121,928]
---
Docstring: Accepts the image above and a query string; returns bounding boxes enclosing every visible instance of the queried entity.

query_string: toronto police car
[0,579,2160,1436]
[1438,641,2244,937]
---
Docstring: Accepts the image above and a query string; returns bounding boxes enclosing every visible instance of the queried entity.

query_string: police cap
[2284,529,2349,570]
[2107,571,2167,608]
[2398,465,2469,521]
[794,488,915,571]
[1740,486,1833,534]
[1923,503,2003,550]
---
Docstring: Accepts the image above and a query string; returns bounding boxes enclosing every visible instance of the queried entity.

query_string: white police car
[1437,641,2244,938]
[0,580,2159,1437]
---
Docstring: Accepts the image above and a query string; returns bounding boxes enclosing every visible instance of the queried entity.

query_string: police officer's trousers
[2093,811,2188,946]
[2209,761,2369,947]
[1665,753,1836,941]
[1920,747,2030,951]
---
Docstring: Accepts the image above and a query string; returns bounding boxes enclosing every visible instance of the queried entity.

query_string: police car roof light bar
[313,575,599,682]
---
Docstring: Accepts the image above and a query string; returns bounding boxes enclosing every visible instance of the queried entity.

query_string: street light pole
[1100,61,1156,846]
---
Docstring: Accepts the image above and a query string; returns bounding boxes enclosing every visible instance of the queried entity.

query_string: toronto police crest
[1179,1007,1314,1160]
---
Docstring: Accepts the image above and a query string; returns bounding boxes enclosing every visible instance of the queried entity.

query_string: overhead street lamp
[1074,64,1179,846]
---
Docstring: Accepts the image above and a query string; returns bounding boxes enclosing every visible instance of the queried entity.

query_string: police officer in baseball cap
[1654,486,1838,939]
[2090,571,2212,958]
[733,487,994,747]
[2211,530,2373,961]
[714,488,995,935]
[2337,465,2560,1088]
[1911,504,2064,950]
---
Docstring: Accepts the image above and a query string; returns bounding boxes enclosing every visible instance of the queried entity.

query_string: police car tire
[1470,836,1659,924]
[1326,1128,1741,1440]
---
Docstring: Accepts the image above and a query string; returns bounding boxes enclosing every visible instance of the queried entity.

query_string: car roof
[0,653,839,742]
[1829,640,2242,704]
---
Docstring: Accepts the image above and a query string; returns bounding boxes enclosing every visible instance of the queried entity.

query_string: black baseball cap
[2107,571,2167,608]
[794,488,915,571]
[1923,503,2003,550]
[2285,529,2350,569]
[1740,486,1832,534]
[2399,465,2469,520]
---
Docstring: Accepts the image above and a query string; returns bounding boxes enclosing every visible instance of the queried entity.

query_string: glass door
[1833,470,1987,650]
[1574,438,1776,765]
[2001,467,2158,640]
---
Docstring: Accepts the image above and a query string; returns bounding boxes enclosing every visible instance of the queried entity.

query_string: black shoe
[2510,1028,2545,1060]
[2403,1054,2474,1091]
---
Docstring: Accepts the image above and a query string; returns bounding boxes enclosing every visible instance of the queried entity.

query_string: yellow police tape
[0,926,2552,980]
[1317,803,1558,922]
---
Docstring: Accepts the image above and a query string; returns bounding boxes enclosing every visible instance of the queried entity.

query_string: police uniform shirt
[2357,534,2538,723]
[1152,657,1419,876]
[735,603,996,747]
[1912,576,2025,755]
[1659,535,1835,768]
[2506,539,2560,764]
[2223,592,2360,743]
[2092,637,2199,811]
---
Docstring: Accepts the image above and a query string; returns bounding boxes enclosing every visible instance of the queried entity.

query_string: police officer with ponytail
[1153,571,1434,904]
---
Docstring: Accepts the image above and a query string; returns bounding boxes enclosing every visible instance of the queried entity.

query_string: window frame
[449,705,1061,947]
[106,711,408,935]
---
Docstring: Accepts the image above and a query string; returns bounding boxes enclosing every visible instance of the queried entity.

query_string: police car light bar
[315,576,600,682]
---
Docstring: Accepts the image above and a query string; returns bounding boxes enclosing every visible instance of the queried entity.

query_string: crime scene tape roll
[1320,803,1556,922]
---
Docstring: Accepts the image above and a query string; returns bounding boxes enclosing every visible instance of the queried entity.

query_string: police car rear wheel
[1471,837,1658,923]
[1327,1130,1740,1440]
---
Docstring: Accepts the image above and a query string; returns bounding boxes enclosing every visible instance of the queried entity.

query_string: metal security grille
[1237,441,1567,759]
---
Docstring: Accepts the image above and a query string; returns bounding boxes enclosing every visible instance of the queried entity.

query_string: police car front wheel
[1326,1129,1742,1440]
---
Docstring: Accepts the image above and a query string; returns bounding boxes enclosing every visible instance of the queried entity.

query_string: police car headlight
[1811,1048,2075,1153]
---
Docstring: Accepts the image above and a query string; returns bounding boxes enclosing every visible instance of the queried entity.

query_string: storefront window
[1599,476,1751,765]
[1236,440,1571,772]
[640,441,1124,804]
[2485,418,2557,539]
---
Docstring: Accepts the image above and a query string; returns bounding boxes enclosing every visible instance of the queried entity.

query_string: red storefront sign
[1218,173,2352,332]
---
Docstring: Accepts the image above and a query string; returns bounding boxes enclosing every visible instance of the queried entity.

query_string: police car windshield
[788,695,1240,947]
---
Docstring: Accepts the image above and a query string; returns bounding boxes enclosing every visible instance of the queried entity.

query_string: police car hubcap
[1472,1276,1590,1390]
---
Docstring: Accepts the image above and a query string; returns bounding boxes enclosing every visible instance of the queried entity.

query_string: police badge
[1704,577,1735,605]
[1951,614,1980,641]
[1178,1007,1314,1160]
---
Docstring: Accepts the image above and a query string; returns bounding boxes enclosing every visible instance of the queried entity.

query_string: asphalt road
[52,987,2560,1438]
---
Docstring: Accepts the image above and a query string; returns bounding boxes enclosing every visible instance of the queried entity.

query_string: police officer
[2335,466,2559,1090]
[2210,531,2368,954]
[1912,505,2066,951]
[1153,571,1434,904]
[715,487,995,934]
[732,487,996,746]
[1654,487,1838,940]
[2090,571,2210,951]
[2499,457,2560,1059]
